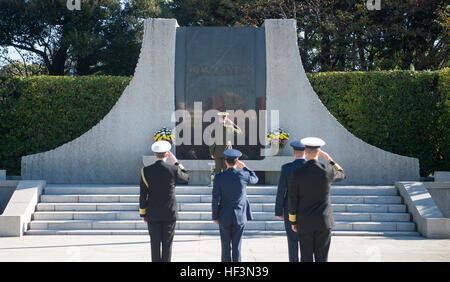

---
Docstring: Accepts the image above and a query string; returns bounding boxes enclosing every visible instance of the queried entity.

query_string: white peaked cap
[151,140,172,153]
[300,137,326,148]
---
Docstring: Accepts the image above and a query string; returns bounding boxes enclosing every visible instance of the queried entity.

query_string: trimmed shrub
[0,75,132,175]
[307,69,449,176]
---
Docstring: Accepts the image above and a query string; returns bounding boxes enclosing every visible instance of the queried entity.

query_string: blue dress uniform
[275,140,306,262]
[212,149,259,262]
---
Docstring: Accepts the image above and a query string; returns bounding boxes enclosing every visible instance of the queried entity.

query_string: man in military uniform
[275,140,306,262]
[212,149,258,262]
[288,137,345,262]
[139,140,189,262]
[209,113,242,174]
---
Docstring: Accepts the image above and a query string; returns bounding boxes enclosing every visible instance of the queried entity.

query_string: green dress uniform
[209,124,240,173]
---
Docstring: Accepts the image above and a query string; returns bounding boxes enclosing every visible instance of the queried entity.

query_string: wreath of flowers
[153,127,175,144]
[267,128,289,147]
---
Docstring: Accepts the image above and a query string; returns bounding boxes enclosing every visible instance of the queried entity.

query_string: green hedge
[0,70,448,177]
[0,75,132,175]
[307,69,449,176]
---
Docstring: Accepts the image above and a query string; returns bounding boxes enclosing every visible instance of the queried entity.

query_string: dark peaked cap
[223,149,242,160]
[290,140,305,151]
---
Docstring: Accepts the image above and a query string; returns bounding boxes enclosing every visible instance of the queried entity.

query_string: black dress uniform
[288,137,345,262]
[139,141,189,262]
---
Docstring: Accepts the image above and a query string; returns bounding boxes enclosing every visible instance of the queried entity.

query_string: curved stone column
[21,19,178,183]
[263,19,419,184]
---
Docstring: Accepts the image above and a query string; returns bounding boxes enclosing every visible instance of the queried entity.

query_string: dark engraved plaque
[175,27,266,160]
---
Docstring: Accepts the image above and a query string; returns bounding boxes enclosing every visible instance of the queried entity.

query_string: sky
[1,47,25,67]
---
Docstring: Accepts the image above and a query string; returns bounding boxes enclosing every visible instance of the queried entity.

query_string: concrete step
[39,194,402,204]
[44,185,277,195]
[176,203,407,213]
[24,229,279,236]
[333,203,406,213]
[32,211,411,222]
[36,202,138,211]
[330,186,398,195]
[28,219,415,232]
[31,211,274,221]
[43,185,398,196]
[25,229,420,236]
[334,212,410,222]
[39,194,276,203]
[175,186,277,195]
[44,185,140,195]
[35,202,407,213]
[27,219,283,231]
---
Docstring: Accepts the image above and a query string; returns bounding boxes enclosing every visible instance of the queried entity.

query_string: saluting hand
[236,160,245,169]
[168,151,177,163]
[213,220,219,225]
[319,151,333,163]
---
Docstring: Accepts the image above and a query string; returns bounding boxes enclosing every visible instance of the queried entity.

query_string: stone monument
[21,18,420,185]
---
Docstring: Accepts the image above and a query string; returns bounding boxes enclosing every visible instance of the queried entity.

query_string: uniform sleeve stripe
[289,214,296,223]
[333,163,343,171]
[141,168,149,188]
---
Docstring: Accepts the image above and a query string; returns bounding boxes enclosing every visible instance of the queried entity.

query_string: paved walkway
[0,235,449,262]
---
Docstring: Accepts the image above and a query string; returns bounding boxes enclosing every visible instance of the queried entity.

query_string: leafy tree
[238,0,448,72]
[0,0,166,76]
[170,0,245,26]
[95,0,170,75]
[170,0,449,72]
[0,0,447,74]
[0,47,48,77]
[0,61,48,77]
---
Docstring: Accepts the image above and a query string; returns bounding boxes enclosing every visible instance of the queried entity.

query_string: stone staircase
[25,184,419,236]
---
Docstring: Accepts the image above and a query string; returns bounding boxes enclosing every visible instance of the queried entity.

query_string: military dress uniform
[288,137,345,262]
[275,140,306,262]
[212,149,258,262]
[209,122,240,173]
[139,141,189,262]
